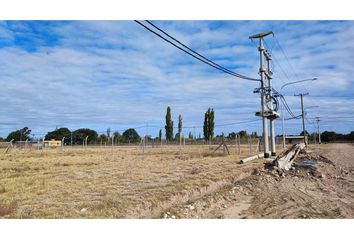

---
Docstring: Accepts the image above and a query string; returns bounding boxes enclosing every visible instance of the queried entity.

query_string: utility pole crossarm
[294,92,309,97]
[249,31,274,39]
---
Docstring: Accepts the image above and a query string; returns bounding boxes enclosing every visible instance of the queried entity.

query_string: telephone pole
[250,32,274,158]
[315,117,321,144]
[294,92,309,145]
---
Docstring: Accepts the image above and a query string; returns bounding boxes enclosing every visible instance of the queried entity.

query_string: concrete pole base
[264,152,270,158]
[271,152,276,156]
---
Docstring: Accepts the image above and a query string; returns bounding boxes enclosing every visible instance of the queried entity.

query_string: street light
[280,78,317,90]
[278,78,318,148]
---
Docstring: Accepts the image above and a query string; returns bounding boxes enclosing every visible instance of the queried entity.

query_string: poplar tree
[210,108,215,141]
[203,108,215,143]
[178,114,182,141]
[203,109,210,142]
[165,106,174,142]
[159,129,162,141]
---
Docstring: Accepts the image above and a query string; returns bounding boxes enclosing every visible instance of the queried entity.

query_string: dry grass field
[0,144,262,218]
[2,143,352,219]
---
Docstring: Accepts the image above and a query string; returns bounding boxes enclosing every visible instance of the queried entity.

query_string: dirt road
[163,143,354,218]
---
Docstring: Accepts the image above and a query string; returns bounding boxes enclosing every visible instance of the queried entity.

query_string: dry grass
[0,144,266,218]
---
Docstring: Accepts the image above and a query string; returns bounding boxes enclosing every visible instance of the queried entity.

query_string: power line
[274,36,300,80]
[145,20,259,81]
[134,20,260,82]
[308,116,354,120]
[272,88,297,118]
[273,36,319,115]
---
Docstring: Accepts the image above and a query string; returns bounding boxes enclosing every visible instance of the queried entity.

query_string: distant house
[277,135,305,144]
[43,139,62,148]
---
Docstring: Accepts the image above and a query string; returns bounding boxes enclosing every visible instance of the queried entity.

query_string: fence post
[85,136,88,150]
[112,135,114,153]
[61,137,65,152]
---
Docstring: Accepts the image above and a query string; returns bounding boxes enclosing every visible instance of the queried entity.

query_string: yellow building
[43,139,62,148]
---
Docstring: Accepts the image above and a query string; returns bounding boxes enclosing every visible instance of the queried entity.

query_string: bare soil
[163,143,354,219]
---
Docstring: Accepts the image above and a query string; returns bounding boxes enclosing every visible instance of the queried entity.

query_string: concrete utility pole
[294,93,309,145]
[264,50,276,156]
[315,117,321,144]
[250,32,274,158]
[279,78,317,149]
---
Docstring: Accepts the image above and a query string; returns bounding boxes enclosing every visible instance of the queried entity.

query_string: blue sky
[0,20,353,138]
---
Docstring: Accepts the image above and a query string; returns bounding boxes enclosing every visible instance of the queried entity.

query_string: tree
[165,106,174,142]
[188,131,193,139]
[98,134,108,144]
[238,130,248,138]
[203,108,215,143]
[158,129,162,142]
[299,130,310,136]
[228,132,236,139]
[113,131,121,143]
[210,108,214,140]
[45,128,71,144]
[72,128,98,145]
[106,128,111,138]
[122,128,140,143]
[6,127,32,142]
[178,114,183,142]
[321,131,337,142]
[251,131,258,138]
[348,131,354,141]
[203,109,209,142]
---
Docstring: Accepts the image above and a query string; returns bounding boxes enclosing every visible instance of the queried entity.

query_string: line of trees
[163,106,215,143]
[3,127,142,144]
[318,131,354,142]
[4,126,354,144]
[4,106,352,144]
